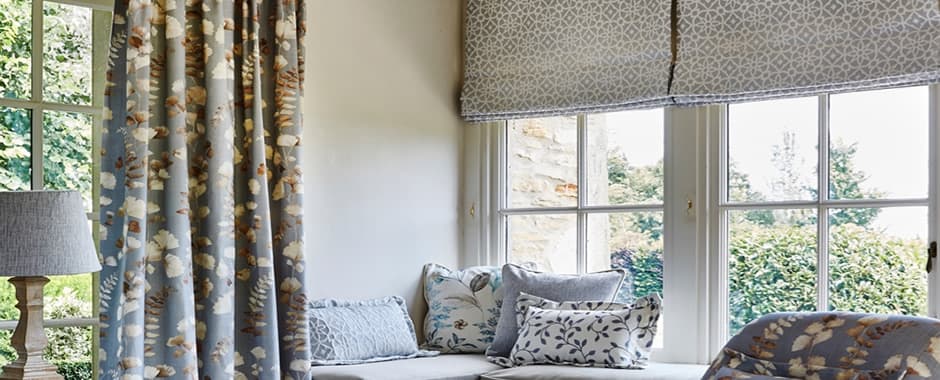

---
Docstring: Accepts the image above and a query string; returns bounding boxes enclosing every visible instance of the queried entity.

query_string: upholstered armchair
[702,312,940,380]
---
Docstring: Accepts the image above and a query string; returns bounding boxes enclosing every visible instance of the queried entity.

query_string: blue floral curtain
[97,0,309,378]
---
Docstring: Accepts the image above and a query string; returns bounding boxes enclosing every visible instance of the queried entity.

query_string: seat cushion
[308,354,503,380]
[479,361,708,380]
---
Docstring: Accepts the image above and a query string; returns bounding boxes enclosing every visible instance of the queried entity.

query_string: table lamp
[0,191,100,379]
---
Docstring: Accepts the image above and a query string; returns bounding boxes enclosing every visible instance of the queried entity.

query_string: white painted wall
[302,0,465,334]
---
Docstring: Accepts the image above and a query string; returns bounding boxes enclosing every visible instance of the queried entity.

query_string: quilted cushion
[309,296,438,365]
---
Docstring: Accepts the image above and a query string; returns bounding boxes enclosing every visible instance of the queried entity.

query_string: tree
[826,140,884,227]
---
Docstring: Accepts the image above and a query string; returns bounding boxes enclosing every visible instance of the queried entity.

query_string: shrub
[54,361,92,380]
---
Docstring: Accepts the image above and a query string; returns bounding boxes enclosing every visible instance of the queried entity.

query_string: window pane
[43,2,92,105]
[0,275,93,369]
[828,207,927,315]
[43,111,93,209]
[585,110,664,206]
[586,212,663,301]
[829,86,928,200]
[728,97,818,202]
[508,214,577,273]
[508,117,577,208]
[728,209,816,335]
[0,107,32,190]
[0,0,31,99]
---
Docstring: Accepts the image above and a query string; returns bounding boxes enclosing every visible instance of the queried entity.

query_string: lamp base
[0,277,63,380]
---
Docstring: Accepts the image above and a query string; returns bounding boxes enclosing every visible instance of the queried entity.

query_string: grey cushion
[486,264,626,357]
[309,354,503,380]
[480,362,709,380]
[309,296,438,365]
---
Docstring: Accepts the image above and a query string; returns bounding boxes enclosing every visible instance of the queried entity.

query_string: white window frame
[0,0,111,374]
[464,108,710,364]
[705,86,940,355]
[464,84,940,364]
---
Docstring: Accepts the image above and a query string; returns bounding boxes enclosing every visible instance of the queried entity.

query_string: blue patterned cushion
[422,264,504,353]
[702,312,936,380]
[308,296,438,366]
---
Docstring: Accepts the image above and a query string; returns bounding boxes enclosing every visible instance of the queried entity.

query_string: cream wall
[302,0,465,332]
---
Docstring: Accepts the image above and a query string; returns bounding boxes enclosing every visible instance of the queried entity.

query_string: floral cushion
[702,312,938,380]
[493,293,661,369]
[422,263,505,353]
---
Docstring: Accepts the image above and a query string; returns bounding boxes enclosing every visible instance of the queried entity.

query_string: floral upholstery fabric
[98,0,309,378]
[702,312,940,380]
[714,367,797,379]
[423,264,505,353]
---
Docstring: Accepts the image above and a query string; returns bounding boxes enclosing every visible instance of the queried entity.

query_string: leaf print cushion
[422,263,508,353]
[500,293,661,369]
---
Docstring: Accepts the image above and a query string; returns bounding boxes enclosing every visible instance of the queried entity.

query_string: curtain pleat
[98,0,309,378]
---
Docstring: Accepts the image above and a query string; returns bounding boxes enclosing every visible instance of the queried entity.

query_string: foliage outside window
[723,87,930,335]
[0,0,106,377]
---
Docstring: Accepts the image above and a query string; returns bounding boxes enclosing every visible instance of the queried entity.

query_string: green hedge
[728,223,926,332]
[55,361,92,380]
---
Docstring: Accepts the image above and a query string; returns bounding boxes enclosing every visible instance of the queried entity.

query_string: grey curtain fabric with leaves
[98,0,310,378]
[461,0,940,121]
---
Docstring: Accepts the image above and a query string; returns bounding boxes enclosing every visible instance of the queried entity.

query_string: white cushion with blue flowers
[422,263,506,353]
[494,293,661,369]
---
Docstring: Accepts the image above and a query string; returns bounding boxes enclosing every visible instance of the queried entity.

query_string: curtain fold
[98,0,309,378]
[460,0,674,122]
[671,0,940,105]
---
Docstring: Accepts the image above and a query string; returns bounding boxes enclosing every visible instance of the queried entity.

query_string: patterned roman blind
[460,0,673,122]
[461,0,940,121]
[671,0,940,105]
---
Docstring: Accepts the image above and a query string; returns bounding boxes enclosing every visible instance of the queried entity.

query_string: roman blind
[460,0,674,122]
[460,0,940,122]
[671,0,940,105]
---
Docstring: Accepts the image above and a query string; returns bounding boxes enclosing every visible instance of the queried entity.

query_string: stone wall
[507,116,610,273]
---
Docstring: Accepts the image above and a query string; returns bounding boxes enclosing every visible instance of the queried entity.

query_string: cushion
[309,296,438,365]
[309,354,503,380]
[486,264,626,358]
[423,263,504,353]
[713,367,796,379]
[707,347,907,380]
[499,293,661,368]
[480,361,709,380]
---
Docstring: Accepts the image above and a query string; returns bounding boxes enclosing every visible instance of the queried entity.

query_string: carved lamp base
[0,277,63,380]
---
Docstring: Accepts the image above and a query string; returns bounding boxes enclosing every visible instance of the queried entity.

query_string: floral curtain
[97,0,309,378]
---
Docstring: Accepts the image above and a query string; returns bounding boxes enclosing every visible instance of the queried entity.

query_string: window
[719,86,933,337]
[474,85,939,363]
[498,109,666,343]
[0,0,110,375]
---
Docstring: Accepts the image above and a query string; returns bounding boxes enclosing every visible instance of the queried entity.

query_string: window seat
[309,354,707,380]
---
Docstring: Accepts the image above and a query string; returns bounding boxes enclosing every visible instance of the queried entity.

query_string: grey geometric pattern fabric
[672,0,940,105]
[461,0,673,122]
[461,0,940,121]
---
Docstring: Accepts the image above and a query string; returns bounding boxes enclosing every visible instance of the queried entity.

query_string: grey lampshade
[0,191,101,276]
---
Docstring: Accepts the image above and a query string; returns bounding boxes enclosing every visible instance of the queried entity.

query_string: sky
[598,86,930,240]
